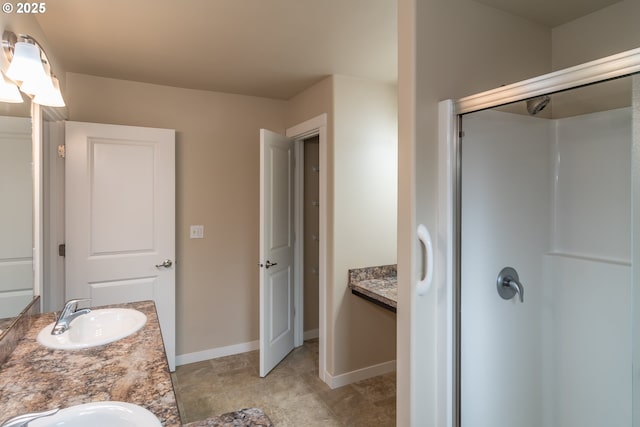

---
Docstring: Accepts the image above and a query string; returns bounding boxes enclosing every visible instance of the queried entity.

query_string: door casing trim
[287,113,328,385]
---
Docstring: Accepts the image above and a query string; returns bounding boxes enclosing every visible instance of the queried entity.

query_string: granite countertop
[0,300,181,426]
[183,408,273,427]
[348,264,397,312]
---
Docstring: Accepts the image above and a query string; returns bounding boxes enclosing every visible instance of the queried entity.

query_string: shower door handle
[416,224,434,296]
[497,267,524,303]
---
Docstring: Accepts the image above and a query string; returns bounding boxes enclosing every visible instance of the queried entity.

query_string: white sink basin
[37,308,147,350]
[29,402,161,427]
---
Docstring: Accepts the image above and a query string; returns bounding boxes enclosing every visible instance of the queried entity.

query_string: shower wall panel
[462,106,632,427]
[544,107,632,427]
[551,108,632,262]
[461,110,551,427]
[543,255,631,427]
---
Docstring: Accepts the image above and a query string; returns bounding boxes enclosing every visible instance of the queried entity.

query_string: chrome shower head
[526,95,550,115]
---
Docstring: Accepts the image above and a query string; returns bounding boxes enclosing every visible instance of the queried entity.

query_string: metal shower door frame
[438,47,640,427]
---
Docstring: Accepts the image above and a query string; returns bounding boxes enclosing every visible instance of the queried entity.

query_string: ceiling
[35,0,397,100]
[34,0,621,100]
[474,0,621,27]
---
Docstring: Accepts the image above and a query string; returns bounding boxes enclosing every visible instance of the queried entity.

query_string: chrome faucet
[51,299,92,335]
[1,408,59,427]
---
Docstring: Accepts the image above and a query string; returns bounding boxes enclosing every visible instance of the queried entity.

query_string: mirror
[0,99,35,333]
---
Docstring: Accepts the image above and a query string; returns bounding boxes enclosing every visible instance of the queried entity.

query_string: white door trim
[293,141,305,348]
[32,104,43,305]
[43,121,66,312]
[455,47,640,114]
[286,113,328,385]
[437,100,456,427]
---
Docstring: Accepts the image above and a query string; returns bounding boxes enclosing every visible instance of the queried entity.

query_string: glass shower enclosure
[442,48,640,427]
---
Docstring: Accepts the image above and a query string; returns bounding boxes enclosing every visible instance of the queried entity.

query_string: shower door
[458,73,638,427]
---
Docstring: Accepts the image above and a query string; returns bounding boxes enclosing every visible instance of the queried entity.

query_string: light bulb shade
[33,75,65,107]
[6,41,43,79]
[18,76,45,95]
[0,72,23,103]
[6,41,49,94]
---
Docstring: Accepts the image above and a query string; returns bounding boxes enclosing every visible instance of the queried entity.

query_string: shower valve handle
[497,267,524,303]
[504,278,524,303]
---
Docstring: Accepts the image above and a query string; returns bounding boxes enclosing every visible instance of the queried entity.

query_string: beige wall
[552,0,640,70]
[285,76,333,129]
[285,77,337,374]
[66,72,287,355]
[398,0,551,425]
[286,75,398,377]
[66,71,399,379]
[3,7,400,383]
[332,75,398,374]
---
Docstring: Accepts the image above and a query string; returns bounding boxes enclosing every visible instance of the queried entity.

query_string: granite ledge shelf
[348,264,397,313]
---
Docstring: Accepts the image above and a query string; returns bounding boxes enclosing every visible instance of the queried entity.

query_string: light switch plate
[190,225,204,239]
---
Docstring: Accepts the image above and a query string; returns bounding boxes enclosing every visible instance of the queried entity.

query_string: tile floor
[172,339,396,426]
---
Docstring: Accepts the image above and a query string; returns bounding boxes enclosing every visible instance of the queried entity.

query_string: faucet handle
[63,298,92,312]
[1,408,59,427]
[51,299,92,336]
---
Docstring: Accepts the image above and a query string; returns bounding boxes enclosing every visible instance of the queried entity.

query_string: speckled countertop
[183,408,273,426]
[348,264,397,312]
[0,300,182,426]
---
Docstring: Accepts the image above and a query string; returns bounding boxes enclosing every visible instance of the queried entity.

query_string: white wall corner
[303,328,320,341]
[325,360,397,390]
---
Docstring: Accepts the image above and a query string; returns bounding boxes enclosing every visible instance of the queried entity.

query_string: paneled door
[259,129,295,377]
[0,116,33,318]
[65,121,176,370]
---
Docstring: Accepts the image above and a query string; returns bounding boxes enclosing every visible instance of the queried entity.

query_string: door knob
[155,259,173,268]
[265,260,278,269]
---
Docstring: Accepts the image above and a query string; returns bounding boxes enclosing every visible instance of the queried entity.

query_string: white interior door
[260,129,295,377]
[0,117,33,318]
[65,121,176,371]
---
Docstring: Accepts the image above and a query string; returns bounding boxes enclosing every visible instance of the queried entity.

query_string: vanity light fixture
[0,71,22,103]
[1,30,65,107]
[5,37,48,91]
[33,75,65,107]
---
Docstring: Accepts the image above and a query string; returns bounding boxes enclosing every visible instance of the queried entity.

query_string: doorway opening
[300,135,320,341]
[288,113,328,384]
[259,114,328,382]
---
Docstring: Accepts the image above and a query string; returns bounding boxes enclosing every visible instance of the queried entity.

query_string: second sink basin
[29,401,161,427]
[37,308,147,350]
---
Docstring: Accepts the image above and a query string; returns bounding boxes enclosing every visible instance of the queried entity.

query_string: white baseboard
[303,328,319,341]
[325,359,396,389]
[176,339,395,392]
[176,340,259,366]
